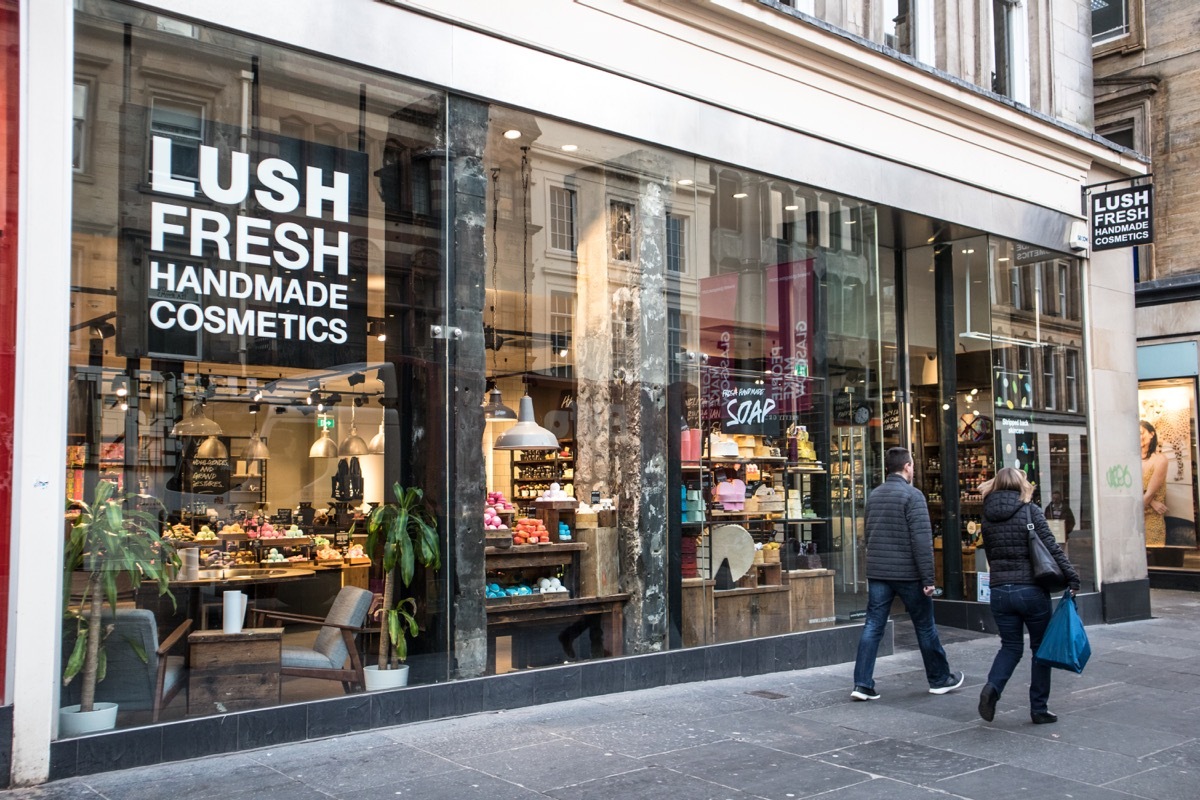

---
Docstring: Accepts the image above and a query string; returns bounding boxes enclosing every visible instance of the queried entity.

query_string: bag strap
[1024,503,1035,532]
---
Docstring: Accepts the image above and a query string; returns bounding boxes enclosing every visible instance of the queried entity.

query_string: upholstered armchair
[254,585,373,693]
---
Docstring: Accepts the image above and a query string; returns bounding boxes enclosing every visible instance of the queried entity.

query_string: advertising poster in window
[1139,385,1198,547]
[116,124,368,369]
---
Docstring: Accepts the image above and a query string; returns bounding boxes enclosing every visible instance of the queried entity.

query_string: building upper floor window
[1092,0,1128,44]
[149,97,203,181]
[666,213,687,273]
[549,185,577,253]
[609,199,635,263]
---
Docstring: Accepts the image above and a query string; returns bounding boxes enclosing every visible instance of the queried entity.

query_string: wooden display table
[187,627,282,715]
[485,542,587,597]
[486,594,629,672]
[787,568,835,631]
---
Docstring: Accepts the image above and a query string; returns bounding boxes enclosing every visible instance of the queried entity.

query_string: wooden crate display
[187,628,282,715]
[787,569,835,631]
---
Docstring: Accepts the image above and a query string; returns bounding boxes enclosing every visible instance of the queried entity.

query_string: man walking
[851,446,963,701]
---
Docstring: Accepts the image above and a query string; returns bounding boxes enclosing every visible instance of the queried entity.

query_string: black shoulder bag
[1026,504,1068,591]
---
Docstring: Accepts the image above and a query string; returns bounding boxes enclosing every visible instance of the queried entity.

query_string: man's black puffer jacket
[982,489,1079,588]
[864,473,935,585]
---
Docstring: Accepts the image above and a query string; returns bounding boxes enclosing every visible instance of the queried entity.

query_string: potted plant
[363,483,440,690]
[61,480,178,735]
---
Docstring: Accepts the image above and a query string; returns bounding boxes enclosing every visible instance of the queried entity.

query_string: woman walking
[977,467,1079,725]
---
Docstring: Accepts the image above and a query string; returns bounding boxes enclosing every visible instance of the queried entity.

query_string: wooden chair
[254,585,373,693]
[61,609,192,722]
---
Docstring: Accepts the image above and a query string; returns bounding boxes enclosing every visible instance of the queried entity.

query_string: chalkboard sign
[882,403,902,436]
[189,456,230,496]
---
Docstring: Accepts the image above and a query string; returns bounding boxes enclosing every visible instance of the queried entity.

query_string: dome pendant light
[241,410,271,461]
[339,403,369,456]
[494,395,559,451]
[309,429,339,458]
[171,400,222,438]
[368,416,386,454]
[483,385,517,423]
[491,148,557,452]
[196,434,229,459]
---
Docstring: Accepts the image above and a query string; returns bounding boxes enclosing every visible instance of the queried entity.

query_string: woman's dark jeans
[987,583,1053,712]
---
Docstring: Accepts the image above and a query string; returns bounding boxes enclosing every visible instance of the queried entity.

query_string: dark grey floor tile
[807,777,963,799]
[996,712,1191,759]
[1,783,104,800]
[797,701,974,740]
[645,740,869,799]
[251,739,459,792]
[818,738,994,785]
[458,737,643,793]
[341,767,546,800]
[922,725,1153,785]
[933,763,1142,799]
[1073,696,1200,737]
[403,724,564,762]
[692,709,877,756]
[1105,764,1200,800]
[547,766,752,800]
[562,716,730,758]
[82,756,275,800]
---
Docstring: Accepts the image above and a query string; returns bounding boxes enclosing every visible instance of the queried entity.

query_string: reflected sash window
[73,83,88,172]
[549,185,576,253]
[1092,0,1129,44]
[666,213,686,273]
[149,98,203,181]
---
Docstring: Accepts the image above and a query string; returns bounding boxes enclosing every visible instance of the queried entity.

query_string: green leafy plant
[365,483,440,669]
[62,480,178,713]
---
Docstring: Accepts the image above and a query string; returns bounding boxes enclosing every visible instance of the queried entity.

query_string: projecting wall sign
[1091,185,1154,251]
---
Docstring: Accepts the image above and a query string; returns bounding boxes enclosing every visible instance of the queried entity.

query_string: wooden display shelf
[787,568,835,631]
[713,584,790,643]
[486,593,629,673]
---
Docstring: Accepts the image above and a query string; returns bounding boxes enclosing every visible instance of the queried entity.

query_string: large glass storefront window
[1138,379,1200,571]
[67,2,450,731]
[908,236,1092,600]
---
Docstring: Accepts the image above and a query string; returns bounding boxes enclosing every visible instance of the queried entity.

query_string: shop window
[149,97,204,182]
[549,185,577,253]
[72,82,88,173]
[666,212,687,273]
[609,199,635,263]
[1057,262,1070,319]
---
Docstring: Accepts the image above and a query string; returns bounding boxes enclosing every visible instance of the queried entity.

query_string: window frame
[547,183,578,256]
[1093,0,1145,57]
[665,211,687,274]
[72,81,90,174]
[147,94,206,183]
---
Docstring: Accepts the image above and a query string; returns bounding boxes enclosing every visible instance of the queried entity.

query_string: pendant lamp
[492,148,557,452]
[368,416,386,454]
[494,395,559,451]
[483,386,517,423]
[309,429,339,458]
[171,401,222,437]
[339,404,369,456]
[241,411,270,461]
[196,435,229,459]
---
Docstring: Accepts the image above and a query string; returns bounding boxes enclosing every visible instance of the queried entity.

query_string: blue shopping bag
[1035,589,1091,673]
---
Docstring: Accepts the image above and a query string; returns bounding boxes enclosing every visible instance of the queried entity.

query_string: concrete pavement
[8,589,1200,800]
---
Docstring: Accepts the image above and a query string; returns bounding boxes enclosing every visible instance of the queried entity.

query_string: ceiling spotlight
[368,320,387,342]
[118,401,129,412]
[784,205,799,211]
[733,192,748,199]
[503,129,522,140]
[561,144,578,152]
[307,379,320,391]
[253,388,264,402]
[942,403,951,411]
[249,403,261,414]
[348,371,366,387]
[113,376,129,398]
[274,407,288,415]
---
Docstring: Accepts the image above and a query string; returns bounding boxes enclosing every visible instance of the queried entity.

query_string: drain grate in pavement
[747,690,788,700]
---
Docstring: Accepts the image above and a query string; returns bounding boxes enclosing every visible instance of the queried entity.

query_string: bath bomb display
[285,524,304,538]
[264,547,286,563]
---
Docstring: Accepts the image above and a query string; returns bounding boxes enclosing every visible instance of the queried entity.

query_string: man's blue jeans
[853,579,952,690]
[986,583,1053,713]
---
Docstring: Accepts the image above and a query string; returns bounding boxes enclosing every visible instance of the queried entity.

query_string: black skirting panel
[47,621,890,780]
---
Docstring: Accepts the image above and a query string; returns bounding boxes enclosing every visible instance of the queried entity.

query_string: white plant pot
[363,664,409,691]
[59,702,118,737]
